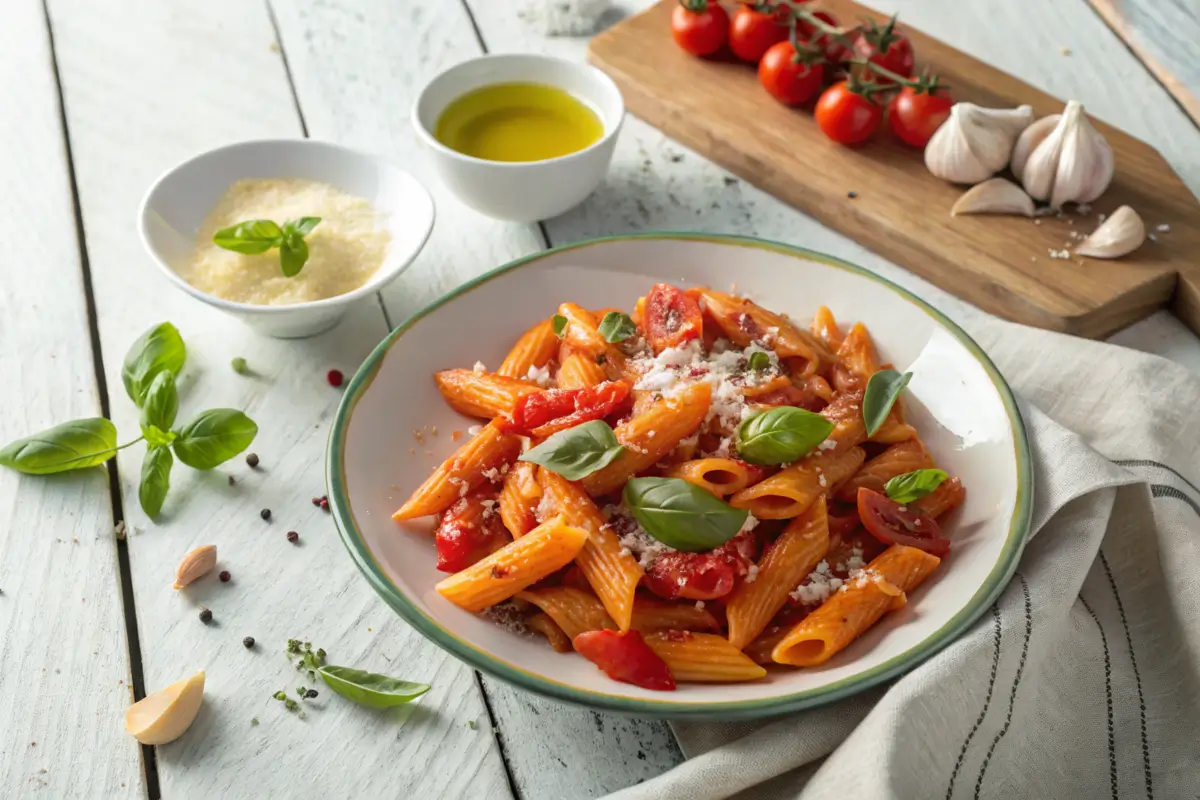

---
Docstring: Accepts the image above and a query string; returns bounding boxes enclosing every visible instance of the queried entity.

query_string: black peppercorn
[246,453,260,468]
[199,608,213,624]
[287,530,299,543]
[243,636,255,649]
[306,689,318,699]
[260,508,271,521]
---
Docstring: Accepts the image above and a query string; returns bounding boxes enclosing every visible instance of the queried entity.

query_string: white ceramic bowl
[138,139,435,339]
[328,234,1033,719]
[412,54,624,222]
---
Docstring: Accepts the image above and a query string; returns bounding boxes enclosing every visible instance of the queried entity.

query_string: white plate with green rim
[326,233,1033,720]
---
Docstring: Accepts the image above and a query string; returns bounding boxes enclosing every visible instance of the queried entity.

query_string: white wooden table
[2,1,1197,797]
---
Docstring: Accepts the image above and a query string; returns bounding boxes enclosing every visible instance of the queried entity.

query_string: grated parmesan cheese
[610,510,676,569]
[817,440,837,451]
[467,424,483,436]
[745,564,760,583]
[525,364,552,387]
[473,361,487,374]
[789,560,843,605]
[180,178,391,305]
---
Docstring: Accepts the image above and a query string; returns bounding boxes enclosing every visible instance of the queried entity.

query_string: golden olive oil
[435,82,604,162]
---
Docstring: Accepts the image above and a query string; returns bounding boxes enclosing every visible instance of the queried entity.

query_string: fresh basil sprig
[520,420,624,480]
[0,418,119,475]
[863,369,912,437]
[552,314,568,339]
[736,407,834,465]
[212,216,322,277]
[623,476,749,552]
[122,322,186,407]
[172,409,258,470]
[139,446,173,517]
[598,312,636,343]
[884,468,947,504]
[318,666,431,709]
[747,351,771,371]
[140,371,179,437]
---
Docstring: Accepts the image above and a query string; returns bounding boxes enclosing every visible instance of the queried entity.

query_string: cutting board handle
[1173,264,1200,336]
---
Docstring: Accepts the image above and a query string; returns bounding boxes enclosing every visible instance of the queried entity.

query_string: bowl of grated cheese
[139,139,435,338]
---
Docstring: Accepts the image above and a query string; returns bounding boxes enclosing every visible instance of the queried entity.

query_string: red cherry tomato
[857,488,950,555]
[643,532,756,601]
[433,490,510,573]
[797,10,848,64]
[505,381,631,438]
[815,82,883,146]
[888,85,954,147]
[729,3,789,63]
[671,0,729,57]
[644,283,704,353]
[852,18,914,84]
[757,41,825,106]
[573,629,677,691]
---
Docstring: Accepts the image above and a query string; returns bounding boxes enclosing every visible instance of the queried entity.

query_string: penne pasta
[726,497,831,649]
[497,461,542,538]
[695,288,832,372]
[436,515,590,612]
[819,389,868,452]
[644,632,768,682]
[772,544,941,666]
[556,350,607,389]
[811,305,844,351]
[664,457,767,498]
[557,303,608,357]
[836,439,933,502]
[912,476,966,519]
[581,381,712,496]
[434,369,541,419]
[394,420,522,520]
[528,612,573,653]
[729,446,865,519]
[835,322,879,386]
[631,595,720,633]
[537,469,643,631]
[518,586,615,639]
[497,318,558,380]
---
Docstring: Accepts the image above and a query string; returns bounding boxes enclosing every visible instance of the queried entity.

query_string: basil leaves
[598,312,636,343]
[318,666,431,709]
[623,477,748,552]
[520,420,624,480]
[747,351,771,371]
[0,418,118,475]
[884,468,947,504]
[736,407,834,465]
[1,322,257,519]
[552,314,568,339]
[863,369,912,436]
[212,216,322,277]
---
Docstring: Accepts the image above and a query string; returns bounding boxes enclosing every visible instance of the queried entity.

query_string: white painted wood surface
[2,0,1199,797]
[0,1,143,795]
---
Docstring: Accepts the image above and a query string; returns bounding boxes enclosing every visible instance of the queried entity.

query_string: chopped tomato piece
[504,381,631,437]
[573,630,676,691]
[857,488,950,555]
[644,283,703,353]
[642,532,756,601]
[752,384,826,412]
[433,489,510,573]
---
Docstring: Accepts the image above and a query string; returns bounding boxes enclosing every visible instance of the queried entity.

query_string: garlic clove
[1075,205,1145,258]
[951,178,1035,217]
[1017,101,1114,209]
[126,670,206,745]
[174,544,217,590]
[1010,114,1058,181]
[925,103,1034,185]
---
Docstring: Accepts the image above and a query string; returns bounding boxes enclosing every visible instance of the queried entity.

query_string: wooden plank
[269,0,686,795]
[43,0,510,796]
[0,1,143,794]
[587,0,1200,339]
[1087,0,1200,128]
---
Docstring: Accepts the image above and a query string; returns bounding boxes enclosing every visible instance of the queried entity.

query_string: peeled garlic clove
[174,544,217,589]
[1075,205,1145,258]
[126,670,206,745]
[1010,114,1058,181]
[951,178,1035,217]
[925,103,1034,184]
[1018,101,1114,209]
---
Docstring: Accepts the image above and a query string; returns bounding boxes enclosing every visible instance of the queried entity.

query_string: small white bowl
[138,139,435,339]
[412,54,624,223]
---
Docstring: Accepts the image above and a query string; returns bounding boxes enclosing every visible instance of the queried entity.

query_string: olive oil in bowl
[435,82,605,163]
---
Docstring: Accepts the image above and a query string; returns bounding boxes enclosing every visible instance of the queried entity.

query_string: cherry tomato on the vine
[852,17,914,84]
[671,0,729,57]
[758,41,825,106]
[797,10,849,64]
[888,85,953,148]
[815,81,883,146]
[729,3,789,63]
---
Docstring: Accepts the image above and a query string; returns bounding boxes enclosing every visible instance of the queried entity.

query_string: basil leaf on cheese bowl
[623,476,749,552]
[736,407,835,465]
[520,419,624,480]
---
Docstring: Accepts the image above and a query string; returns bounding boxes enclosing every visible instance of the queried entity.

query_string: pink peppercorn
[326,369,344,387]
[218,570,231,583]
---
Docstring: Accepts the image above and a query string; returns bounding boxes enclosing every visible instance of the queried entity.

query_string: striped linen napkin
[608,315,1200,800]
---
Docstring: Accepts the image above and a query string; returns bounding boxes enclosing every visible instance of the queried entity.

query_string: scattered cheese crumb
[694,601,706,611]
[817,440,837,451]
[1048,248,1071,260]
[745,564,760,583]
[789,560,843,604]
[525,364,552,387]
[818,474,827,487]
[1157,223,1171,233]
[472,361,487,374]
[467,424,483,436]
[1148,232,1158,242]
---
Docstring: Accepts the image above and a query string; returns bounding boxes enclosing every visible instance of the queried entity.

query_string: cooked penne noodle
[664,457,765,498]
[435,516,590,612]
[695,288,832,371]
[556,350,607,389]
[582,381,712,496]
[726,497,830,649]
[644,632,768,682]
[518,586,615,639]
[394,420,522,520]
[434,369,540,419]
[740,373,794,399]
[557,303,608,357]
[537,469,643,631]
[836,440,933,502]
[528,611,573,653]
[772,544,941,666]
[498,461,542,537]
[835,322,879,384]
[730,447,865,519]
[870,400,917,444]
[819,390,868,452]
[811,305,844,351]
[631,596,720,633]
[663,432,701,466]
[497,318,558,379]
[912,476,966,519]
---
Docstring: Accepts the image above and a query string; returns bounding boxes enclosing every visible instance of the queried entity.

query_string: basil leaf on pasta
[519,420,624,480]
[623,477,748,552]
[736,407,834,465]
[747,351,771,371]
[598,312,636,343]
[884,468,947,504]
[862,369,912,437]
[552,314,568,339]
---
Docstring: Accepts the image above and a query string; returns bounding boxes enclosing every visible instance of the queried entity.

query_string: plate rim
[325,231,1034,720]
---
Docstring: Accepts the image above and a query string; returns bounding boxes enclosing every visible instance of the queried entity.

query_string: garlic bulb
[951,178,1035,217]
[1009,115,1058,181]
[925,103,1034,184]
[1075,205,1145,258]
[1015,101,1114,209]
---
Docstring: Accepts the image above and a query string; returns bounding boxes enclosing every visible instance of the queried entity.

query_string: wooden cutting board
[588,0,1200,339]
